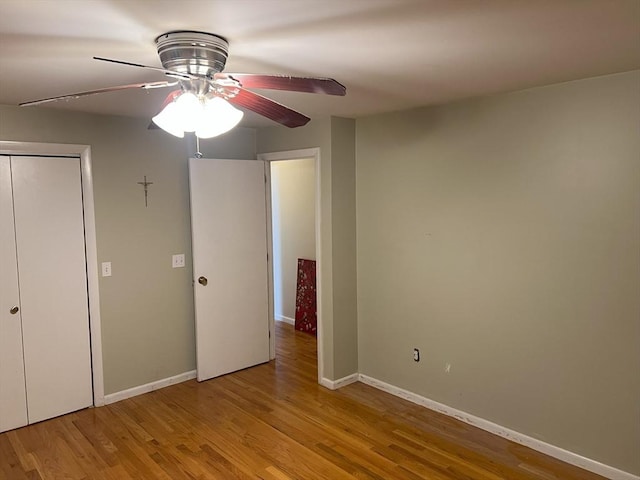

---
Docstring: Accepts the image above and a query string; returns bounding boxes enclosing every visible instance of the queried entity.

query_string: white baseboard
[275,314,295,325]
[358,374,638,480]
[104,370,197,405]
[320,373,359,390]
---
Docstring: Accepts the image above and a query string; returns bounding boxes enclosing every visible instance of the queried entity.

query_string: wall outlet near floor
[413,348,420,362]
[172,254,185,268]
[445,363,451,373]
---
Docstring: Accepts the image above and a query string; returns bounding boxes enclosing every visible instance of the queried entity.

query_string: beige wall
[330,117,358,378]
[0,105,256,394]
[257,117,358,380]
[270,159,316,320]
[355,70,640,474]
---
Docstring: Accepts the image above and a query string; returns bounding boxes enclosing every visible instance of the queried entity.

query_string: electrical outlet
[172,254,185,268]
[413,348,420,362]
[101,262,112,277]
[445,363,451,373]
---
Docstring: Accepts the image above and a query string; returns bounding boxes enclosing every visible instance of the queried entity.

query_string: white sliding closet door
[0,156,28,432]
[10,155,93,424]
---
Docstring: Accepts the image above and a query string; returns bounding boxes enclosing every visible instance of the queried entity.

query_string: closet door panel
[12,156,92,423]
[0,156,28,432]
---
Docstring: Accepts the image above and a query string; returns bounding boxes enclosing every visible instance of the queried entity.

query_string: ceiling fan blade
[93,56,195,80]
[19,81,179,107]
[226,88,310,128]
[217,73,346,96]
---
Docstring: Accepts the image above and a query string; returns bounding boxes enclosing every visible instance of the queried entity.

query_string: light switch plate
[172,254,185,268]
[101,262,112,277]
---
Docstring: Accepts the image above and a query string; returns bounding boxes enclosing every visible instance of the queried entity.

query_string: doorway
[270,158,316,327]
[259,148,323,381]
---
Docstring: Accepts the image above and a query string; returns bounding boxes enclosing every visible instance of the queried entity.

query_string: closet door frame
[0,141,105,407]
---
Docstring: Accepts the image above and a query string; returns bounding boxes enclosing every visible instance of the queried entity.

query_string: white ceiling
[0,0,638,128]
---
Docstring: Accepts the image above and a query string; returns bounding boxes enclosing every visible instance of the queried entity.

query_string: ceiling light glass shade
[174,92,201,133]
[196,96,244,139]
[152,100,185,138]
[152,92,243,139]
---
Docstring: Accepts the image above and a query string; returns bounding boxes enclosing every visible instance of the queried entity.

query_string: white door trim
[258,148,323,383]
[0,141,105,407]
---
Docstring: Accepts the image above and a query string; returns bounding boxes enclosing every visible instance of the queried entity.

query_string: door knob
[198,276,208,286]
[9,306,19,314]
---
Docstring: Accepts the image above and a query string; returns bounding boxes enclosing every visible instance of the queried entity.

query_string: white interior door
[0,156,28,432]
[11,156,93,423]
[189,158,270,382]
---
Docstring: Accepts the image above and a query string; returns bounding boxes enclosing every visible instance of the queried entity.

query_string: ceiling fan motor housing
[155,31,229,78]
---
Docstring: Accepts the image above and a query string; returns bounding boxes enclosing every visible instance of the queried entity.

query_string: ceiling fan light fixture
[152,91,244,139]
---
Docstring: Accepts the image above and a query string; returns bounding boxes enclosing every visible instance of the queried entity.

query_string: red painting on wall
[295,258,317,336]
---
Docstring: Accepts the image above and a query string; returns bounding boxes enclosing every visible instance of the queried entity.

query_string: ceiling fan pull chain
[195,135,203,158]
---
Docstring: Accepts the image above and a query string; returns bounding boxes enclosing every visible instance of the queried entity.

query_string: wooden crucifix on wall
[137,175,153,207]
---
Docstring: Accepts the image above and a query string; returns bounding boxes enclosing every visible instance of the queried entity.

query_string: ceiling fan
[20,31,346,138]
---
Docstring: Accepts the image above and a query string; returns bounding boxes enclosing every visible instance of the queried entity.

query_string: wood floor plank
[0,322,607,480]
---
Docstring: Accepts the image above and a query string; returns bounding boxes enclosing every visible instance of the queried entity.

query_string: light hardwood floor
[1,322,605,479]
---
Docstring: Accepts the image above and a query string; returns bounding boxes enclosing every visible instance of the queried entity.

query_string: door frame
[0,141,104,407]
[258,148,323,383]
